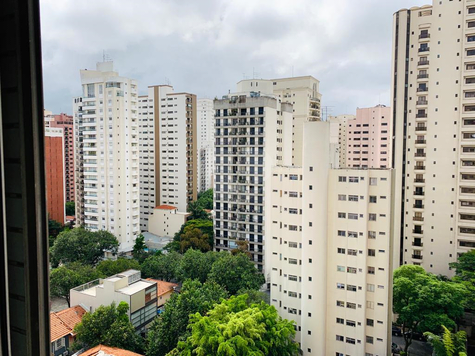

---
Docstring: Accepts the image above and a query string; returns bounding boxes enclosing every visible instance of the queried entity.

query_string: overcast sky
[40,0,429,117]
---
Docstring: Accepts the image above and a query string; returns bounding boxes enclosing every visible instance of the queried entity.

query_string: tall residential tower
[74,61,140,252]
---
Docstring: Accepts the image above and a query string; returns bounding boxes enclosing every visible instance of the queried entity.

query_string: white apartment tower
[237,76,322,166]
[270,121,393,356]
[138,85,197,231]
[197,98,215,192]
[392,1,475,276]
[214,80,293,272]
[74,61,140,252]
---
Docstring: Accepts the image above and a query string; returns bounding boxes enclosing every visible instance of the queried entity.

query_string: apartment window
[346,320,356,327]
[368,267,375,275]
[346,338,356,345]
[289,174,298,180]
[367,284,375,292]
[289,225,298,231]
[349,176,359,183]
[336,318,344,324]
[348,231,358,238]
[368,249,376,257]
[366,336,374,344]
[337,230,346,236]
[367,319,374,327]
[347,284,357,292]
[289,191,298,198]
[348,213,358,220]
[337,265,345,272]
[289,208,298,214]
[337,248,346,254]
[369,177,377,186]
[338,176,347,182]
[338,194,346,201]
[288,275,298,281]
[336,301,345,307]
[338,212,346,218]
[347,267,357,274]
[349,195,358,202]
[369,196,377,203]
[336,335,344,341]
[288,291,298,298]
[348,249,357,256]
[289,258,298,265]
[368,231,376,239]
[288,241,298,248]
[367,301,374,309]
[337,283,345,289]
[369,213,377,221]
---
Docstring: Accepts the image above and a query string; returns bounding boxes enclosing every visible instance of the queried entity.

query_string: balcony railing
[412,242,424,247]
[415,153,426,157]
[413,191,425,196]
[414,178,425,183]
[418,60,429,66]
[414,165,425,170]
[413,204,425,209]
[418,47,430,52]
[419,33,430,39]
[413,229,424,234]
[416,101,428,106]
[417,74,429,79]
[415,139,426,144]
[412,254,423,260]
[415,126,427,131]
[413,216,424,221]
[417,87,429,92]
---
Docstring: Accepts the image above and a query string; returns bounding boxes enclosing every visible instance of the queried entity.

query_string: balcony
[417,74,429,79]
[417,87,429,93]
[412,254,423,260]
[413,204,425,209]
[416,101,428,106]
[418,60,429,66]
[418,47,430,53]
[413,229,424,235]
[412,242,424,247]
[415,139,426,144]
[413,190,425,196]
[413,216,424,221]
[414,165,425,171]
[414,178,425,183]
[415,126,427,131]
[415,152,426,157]
[419,33,430,39]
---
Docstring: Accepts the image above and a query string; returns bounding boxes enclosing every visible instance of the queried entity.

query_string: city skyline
[40,0,428,116]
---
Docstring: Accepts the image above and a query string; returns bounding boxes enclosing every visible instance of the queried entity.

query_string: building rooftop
[146,278,178,297]
[79,344,143,356]
[154,204,177,210]
[50,305,87,342]
[116,280,155,296]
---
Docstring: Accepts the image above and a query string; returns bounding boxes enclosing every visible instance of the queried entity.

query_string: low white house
[148,205,189,238]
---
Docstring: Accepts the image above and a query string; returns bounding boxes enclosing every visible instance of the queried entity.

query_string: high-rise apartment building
[392,1,475,275]
[214,80,293,272]
[270,121,393,356]
[45,111,75,202]
[329,114,356,168]
[237,76,322,166]
[45,127,66,223]
[197,98,215,192]
[346,105,392,169]
[138,85,197,231]
[74,61,140,252]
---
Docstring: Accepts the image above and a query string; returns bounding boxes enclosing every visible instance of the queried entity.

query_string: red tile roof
[154,205,177,210]
[50,305,87,342]
[80,345,143,356]
[146,278,178,296]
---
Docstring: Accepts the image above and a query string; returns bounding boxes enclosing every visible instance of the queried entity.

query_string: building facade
[70,270,157,333]
[392,1,475,276]
[269,121,393,356]
[45,112,75,202]
[45,127,65,223]
[74,61,140,252]
[346,105,392,169]
[147,205,189,238]
[197,98,215,193]
[138,85,197,231]
[214,80,293,272]
[329,114,356,168]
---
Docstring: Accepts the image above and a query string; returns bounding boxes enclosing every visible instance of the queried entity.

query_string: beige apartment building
[329,114,356,168]
[138,85,197,231]
[270,121,393,356]
[346,105,392,169]
[392,1,475,276]
[147,204,189,238]
[73,61,140,252]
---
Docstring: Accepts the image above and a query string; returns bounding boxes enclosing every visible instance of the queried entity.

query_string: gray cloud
[40,0,429,116]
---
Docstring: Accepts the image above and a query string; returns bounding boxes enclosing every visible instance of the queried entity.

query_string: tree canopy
[66,201,75,216]
[146,279,228,356]
[196,189,213,210]
[50,228,119,267]
[450,250,475,310]
[96,258,141,277]
[132,234,149,264]
[393,265,467,354]
[424,325,467,356]
[73,302,143,353]
[141,251,182,281]
[175,249,223,283]
[208,253,265,295]
[50,262,103,306]
[179,228,211,253]
[167,294,298,356]
[186,201,211,220]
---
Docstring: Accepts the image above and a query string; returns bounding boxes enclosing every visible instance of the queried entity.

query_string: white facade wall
[269,122,393,356]
[329,114,356,168]
[392,1,475,276]
[74,61,140,252]
[148,206,188,238]
[197,98,215,192]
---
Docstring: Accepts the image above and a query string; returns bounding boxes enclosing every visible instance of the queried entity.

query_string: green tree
[74,302,143,353]
[132,234,148,263]
[208,253,265,295]
[179,228,211,253]
[196,189,213,210]
[187,201,210,220]
[48,219,64,247]
[96,258,141,277]
[141,252,182,281]
[393,265,467,354]
[146,280,228,356]
[424,325,467,356]
[168,294,298,356]
[50,228,119,267]
[450,250,475,310]
[175,250,223,283]
[65,201,75,216]
[171,219,214,253]
[50,262,103,306]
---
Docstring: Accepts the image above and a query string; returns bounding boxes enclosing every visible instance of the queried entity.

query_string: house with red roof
[50,305,87,356]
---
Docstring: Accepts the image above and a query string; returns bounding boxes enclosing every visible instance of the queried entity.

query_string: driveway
[393,336,433,356]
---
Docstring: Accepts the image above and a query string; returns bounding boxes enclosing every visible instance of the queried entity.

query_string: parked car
[392,325,402,336]
[392,342,402,354]
[404,331,426,341]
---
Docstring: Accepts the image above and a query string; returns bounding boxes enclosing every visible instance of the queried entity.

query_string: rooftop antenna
[102,50,112,62]
[321,105,335,121]
[252,68,259,79]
